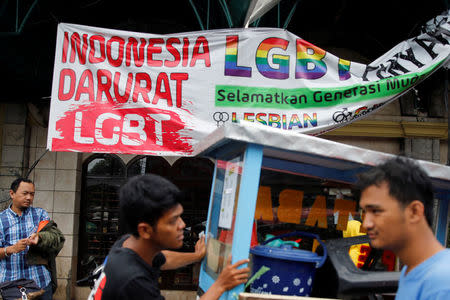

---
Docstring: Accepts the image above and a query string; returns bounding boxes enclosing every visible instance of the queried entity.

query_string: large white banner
[48,10,450,155]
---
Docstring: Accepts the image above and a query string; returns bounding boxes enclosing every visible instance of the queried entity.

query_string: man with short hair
[357,157,450,299]
[90,174,250,300]
[0,178,64,300]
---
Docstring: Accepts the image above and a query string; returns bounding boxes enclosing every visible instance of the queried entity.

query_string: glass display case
[195,122,450,300]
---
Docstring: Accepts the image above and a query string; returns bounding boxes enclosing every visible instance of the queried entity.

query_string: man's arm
[200,256,250,300]
[161,236,205,270]
[28,221,65,254]
[1,239,29,259]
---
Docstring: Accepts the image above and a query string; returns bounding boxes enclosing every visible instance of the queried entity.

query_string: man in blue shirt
[357,157,450,300]
[0,178,54,299]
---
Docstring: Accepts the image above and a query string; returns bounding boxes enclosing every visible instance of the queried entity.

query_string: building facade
[0,84,448,299]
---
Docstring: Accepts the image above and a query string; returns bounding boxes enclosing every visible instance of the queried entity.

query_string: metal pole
[445,69,450,166]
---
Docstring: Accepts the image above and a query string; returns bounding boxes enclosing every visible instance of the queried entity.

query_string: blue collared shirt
[0,206,51,289]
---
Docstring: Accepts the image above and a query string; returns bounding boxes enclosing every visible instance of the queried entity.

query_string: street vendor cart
[194,122,450,300]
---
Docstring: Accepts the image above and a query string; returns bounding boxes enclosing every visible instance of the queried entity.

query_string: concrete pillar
[432,139,440,163]
[0,103,29,211]
[403,138,440,162]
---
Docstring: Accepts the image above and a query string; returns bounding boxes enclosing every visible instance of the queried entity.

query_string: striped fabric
[0,206,51,289]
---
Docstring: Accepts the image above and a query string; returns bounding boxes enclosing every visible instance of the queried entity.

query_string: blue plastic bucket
[249,231,327,297]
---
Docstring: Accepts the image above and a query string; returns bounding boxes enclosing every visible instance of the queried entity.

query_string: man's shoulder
[429,249,450,268]
[105,247,163,279]
[0,208,12,223]
[29,206,48,213]
[420,265,450,298]
[28,207,50,218]
[103,249,162,296]
[421,250,450,285]
[98,272,163,300]
[106,247,141,272]
[430,250,450,271]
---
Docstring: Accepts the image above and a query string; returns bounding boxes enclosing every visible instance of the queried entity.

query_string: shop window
[78,154,126,281]
[127,155,171,179]
[78,155,214,290]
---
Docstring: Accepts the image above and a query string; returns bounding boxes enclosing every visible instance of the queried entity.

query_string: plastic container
[249,231,327,297]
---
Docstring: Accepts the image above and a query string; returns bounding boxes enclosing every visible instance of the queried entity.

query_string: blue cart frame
[195,123,450,300]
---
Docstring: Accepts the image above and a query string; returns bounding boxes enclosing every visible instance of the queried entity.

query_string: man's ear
[406,200,425,224]
[137,222,154,240]
[9,190,14,199]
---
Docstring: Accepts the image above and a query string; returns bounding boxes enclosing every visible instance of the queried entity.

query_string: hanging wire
[277,2,280,28]
[206,0,210,30]
[16,0,39,33]
[218,0,233,28]
[283,0,300,29]
[188,0,205,30]
[25,149,49,179]
[16,0,18,32]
